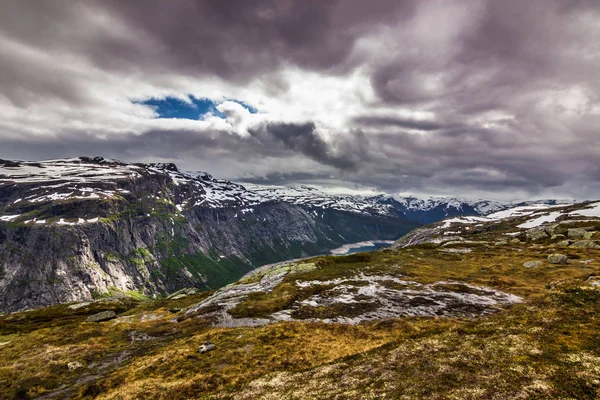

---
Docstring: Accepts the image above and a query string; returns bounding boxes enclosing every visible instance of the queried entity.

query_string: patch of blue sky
[136,96,256,120]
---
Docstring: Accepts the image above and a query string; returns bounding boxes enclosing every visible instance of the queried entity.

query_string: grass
[1,232,600,399]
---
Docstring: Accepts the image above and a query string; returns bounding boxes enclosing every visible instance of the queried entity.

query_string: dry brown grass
[1,239,600,399]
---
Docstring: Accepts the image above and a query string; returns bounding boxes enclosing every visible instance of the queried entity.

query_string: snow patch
[517,211,562,229]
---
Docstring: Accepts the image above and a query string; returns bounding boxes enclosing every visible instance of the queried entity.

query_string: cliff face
[0,158,418,312]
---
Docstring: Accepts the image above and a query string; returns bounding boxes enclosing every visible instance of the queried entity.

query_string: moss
[124,290,149,301]
[291,301,381,320]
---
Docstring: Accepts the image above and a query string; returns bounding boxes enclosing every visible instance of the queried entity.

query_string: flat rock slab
[86,310,117,322]
[523,261,542,268]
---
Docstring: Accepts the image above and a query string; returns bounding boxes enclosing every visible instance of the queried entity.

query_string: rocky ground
[1,200,600,399]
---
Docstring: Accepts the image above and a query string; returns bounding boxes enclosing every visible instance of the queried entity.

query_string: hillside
[1,200,600,399]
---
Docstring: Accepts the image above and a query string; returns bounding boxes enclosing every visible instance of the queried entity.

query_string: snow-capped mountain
[0,156,570,312]
[0,157,564,226]
[0,157,419,312]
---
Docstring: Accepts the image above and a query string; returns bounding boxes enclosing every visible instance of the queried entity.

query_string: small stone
[197,342,216,354]
[557,240,571,247]
[523,261,542,269]
[551,234,565,240]
[494,240,508,246]
[547,254,568,264]
[170,294,187,300]
[86,310,117,322]
[509,238,522,244]
[169,308,182,313]
[67,361,83,371]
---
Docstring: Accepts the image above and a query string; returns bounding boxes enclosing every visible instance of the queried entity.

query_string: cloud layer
[1,0,600,200]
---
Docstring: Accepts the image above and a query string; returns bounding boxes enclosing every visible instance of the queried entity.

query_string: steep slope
[1,200,600,399]
[0,157,418,312]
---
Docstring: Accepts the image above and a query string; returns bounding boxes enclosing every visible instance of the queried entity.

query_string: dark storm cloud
[249,122,368,170]
[0,0,600,200]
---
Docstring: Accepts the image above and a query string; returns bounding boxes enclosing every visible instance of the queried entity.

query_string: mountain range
[0,156,567,312]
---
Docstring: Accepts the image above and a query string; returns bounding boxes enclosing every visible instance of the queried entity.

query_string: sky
[0,0,600,201]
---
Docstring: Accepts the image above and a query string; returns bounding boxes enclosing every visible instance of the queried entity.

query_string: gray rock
[547,254,568,264]
[586,276,600,286]
[557,240,571,247]
[568,228,593,240]
[494,240,508,246]
[551,234,565,240]
[86,310,116,322]
[169,294,187,300]
[67,361,84,371]
[197,342,216,354]
[545,224,558,236]
[68,302,91,310]
[569,240,600,249]
[523,261,542,269]
[509,238,522,244]
[526,229,548,242]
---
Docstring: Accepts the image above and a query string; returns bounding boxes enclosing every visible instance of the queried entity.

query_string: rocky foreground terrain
[1,200,600,399]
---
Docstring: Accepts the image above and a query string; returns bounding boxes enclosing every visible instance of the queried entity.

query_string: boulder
[86,310,117,322]
[523,261,542,269]
[569,240,600,249]
[551,234,565,240]
[67,361,83,371]
[197,342,216,354]
[526,229,548,242]
[545,224,558,236]
[547,254,568,264]
[509,238,522,244]
[568,229,593,240]
[557,240,571,247]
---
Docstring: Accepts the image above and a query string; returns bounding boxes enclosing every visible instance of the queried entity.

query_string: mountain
[244,184,564,225]
[0,157,419,312]
[2,200,599,399]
